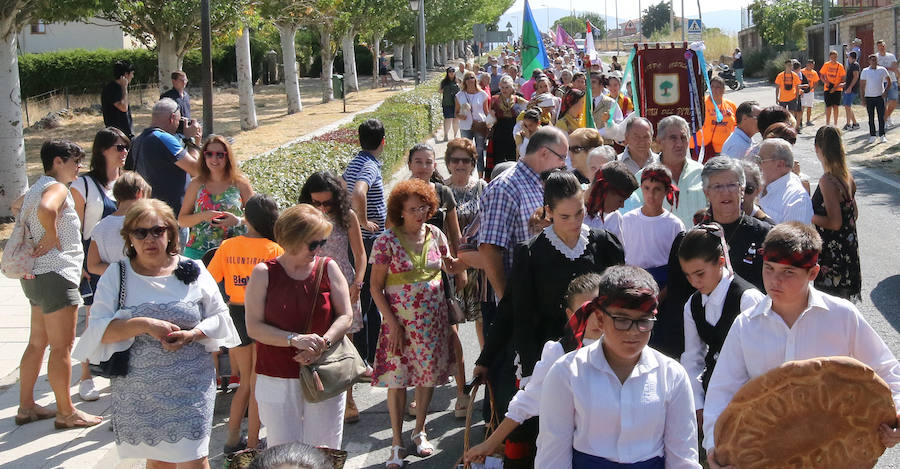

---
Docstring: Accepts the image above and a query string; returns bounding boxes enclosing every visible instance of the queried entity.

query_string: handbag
[89,261,131,378]
[464,92,490,137]
[299,257,367,403]
[455,378,503,468]
[445,273,466,325]
[1,199,37,279]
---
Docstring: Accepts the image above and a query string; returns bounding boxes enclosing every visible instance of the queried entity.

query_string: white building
[17,18,144,54]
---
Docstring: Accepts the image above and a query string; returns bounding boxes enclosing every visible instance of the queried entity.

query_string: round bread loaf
[714,356,897,469]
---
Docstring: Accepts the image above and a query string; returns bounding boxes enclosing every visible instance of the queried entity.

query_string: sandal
[14,404,56,425]
[454,394,470,418]
[412,431,435,457]
[54,410,102,430]
[385,444,406,468]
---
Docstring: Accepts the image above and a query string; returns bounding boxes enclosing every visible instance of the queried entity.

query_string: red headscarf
[586,171,633,221]
[560,290,659,353]
[642,168,680,209]
[759,248,819,269]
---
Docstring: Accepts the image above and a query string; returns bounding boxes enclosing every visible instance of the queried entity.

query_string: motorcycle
[707,63,740,90]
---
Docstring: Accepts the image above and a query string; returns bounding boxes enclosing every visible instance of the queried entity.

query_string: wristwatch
[287,332,300,347]
[324,337,333,349]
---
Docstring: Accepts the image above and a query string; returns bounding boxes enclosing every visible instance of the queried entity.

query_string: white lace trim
[543,224,591,260]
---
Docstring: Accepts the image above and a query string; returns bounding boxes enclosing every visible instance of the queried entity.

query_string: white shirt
[617,147,659,175]
[877,51,897,82]
[585,211,624,243]
[680,270,766,410]
[621,208,684,268]
[758,172,813,224]
[90,214,126,264]
[702,287,900,451]
[506,338,597,424]
[70,175,115,239]
[455,90,488,131]
[861,66,891,97]
[537,339,701,468]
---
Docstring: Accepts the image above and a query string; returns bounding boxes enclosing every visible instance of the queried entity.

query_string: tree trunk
[157,36,181,95]
[341,31,359,92]
[277,22,302,114]
[236,26,258,130]
[394,44,404,77]
[0,31,27,218]
[440,43,447,65]
[372,31,384,89]
[320,25,335,103]
[426,44,434,68]
[404,41,414,77]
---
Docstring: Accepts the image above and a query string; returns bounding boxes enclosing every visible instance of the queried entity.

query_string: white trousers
[255,374,346,449]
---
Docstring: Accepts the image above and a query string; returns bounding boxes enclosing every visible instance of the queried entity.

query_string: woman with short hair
[490,76,528,165]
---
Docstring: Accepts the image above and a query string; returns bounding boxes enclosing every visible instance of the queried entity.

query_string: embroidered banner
[631,43,706,133]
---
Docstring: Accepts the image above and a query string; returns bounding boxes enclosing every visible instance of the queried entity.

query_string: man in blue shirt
[721,101,760,160]
[160,70,191,120]
[342,119,386,381]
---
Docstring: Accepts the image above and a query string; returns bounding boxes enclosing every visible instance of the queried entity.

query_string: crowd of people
[6,43,898,469]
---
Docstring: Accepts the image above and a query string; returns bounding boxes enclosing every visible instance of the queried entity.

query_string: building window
[30,21,46,34]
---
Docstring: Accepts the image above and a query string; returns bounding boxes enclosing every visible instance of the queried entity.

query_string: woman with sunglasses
[244,204,354,449]
[536,266,701,468]
[455,70,491,178]
[69,127,130,401]
[178,135,253,260]
[73,198,239,466]
[298,171,368,423]
[13,140,102,430]
[370,179,464,468]
[490,76,527,165]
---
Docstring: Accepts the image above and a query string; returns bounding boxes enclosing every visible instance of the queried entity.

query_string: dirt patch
[803,102,900,176]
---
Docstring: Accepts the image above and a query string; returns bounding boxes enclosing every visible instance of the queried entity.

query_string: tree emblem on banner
[654,73,679,105]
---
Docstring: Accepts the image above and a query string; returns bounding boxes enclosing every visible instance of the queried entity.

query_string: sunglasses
[448,157,473,165]
[115,144,129,152]
[310,199,334,208]
[308,238,329,251]
[131,226,168,240]
[568,146,590,154]
[204,151,227,159]
[744,185,757,195]
[603,309,657,332]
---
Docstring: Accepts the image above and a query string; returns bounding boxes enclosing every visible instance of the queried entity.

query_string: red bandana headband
[561,291,659,352]
[760,248,819,269]
[642,169,680,209]
[586,172,633,221]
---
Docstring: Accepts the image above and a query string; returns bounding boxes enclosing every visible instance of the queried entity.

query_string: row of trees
[0,0,510,217]
[552,13,607,39]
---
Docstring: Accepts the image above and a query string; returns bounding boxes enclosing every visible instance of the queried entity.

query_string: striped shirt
[343,150,385,239]
[477,161,545,275]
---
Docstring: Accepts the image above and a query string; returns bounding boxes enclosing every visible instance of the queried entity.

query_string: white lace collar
[543,224,591,260]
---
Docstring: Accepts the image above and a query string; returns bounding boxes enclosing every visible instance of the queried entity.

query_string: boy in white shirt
[704,222,900,468]
[621,163,685,289]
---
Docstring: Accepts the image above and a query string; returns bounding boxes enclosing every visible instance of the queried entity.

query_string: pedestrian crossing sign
[687,19,702,34]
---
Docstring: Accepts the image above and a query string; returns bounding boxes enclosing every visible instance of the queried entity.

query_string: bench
[388,70,412,90]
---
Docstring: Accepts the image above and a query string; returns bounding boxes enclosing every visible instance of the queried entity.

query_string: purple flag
[555,24,577,48]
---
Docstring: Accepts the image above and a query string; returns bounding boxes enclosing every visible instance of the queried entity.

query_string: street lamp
[408,0,426,85]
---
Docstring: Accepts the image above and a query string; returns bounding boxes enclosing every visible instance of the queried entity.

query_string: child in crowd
[536,265,701,468]
[677,225,765,430]
[584,160,639,242]
[621,163,685,289]
[208,194,284,454]
[464,273,604,464]
[703,222,900,468]
[86,172,151,276]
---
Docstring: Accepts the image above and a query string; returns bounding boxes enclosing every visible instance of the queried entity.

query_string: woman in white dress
[74,199,239,468]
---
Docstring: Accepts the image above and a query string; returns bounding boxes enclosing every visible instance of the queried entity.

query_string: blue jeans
[460,129,486,174]
[735,68,744,87]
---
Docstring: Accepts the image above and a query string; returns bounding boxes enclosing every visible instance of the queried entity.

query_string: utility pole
[200,0,213,137]
[638,0,642,40]
[823,0,830,61]
[670,0,674,33]
[605,0,609,50]
[615,0,619,52]
[418,0,426,84]
[681,0,685,42]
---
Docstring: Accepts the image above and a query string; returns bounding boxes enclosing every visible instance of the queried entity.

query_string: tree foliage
[552,13,607,39]
[749,0,819,49]
[641,1,672,37]
[1,0,101,38]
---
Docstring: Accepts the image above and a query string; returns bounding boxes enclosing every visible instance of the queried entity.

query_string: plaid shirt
[478,161,545,275]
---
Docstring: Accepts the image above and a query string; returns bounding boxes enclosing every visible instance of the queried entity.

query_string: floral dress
[370,225,456,388]
[319,220,363,334]
[449,179,487,321]
[184,184,247,259]
[812,178,862,301]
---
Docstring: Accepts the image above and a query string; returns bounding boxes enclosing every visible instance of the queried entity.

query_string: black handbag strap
[117,261,127,310]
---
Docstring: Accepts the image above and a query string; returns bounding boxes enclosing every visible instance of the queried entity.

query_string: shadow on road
[871,275,900,330]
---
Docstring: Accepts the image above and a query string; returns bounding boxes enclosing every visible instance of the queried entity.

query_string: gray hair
[152,98,179,119]
[625,116,654,137]
[499,75,516,89]
[740,159,764,192]
[560,69,574,83]
[657,115,690,140]
[759,138,794,166]
[587,145,617,166]
[701,156,746,190]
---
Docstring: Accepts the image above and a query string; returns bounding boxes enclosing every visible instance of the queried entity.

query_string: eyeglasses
[603,309,657,332]
[569,146,590,154]
[204,151,227,159]
[404,205,430,215]
[708,183,742,193]
[131,226,168,240]
[115,144,129,152]
[310,199,334,208]
[543,146,567,161]
[448,157,473,165]
[755,156,777,164]
[308,238,328,251]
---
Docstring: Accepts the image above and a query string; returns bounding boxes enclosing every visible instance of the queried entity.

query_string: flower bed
[241,76,442,207]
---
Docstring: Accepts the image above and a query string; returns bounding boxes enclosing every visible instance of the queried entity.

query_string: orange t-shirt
[801,69,820,92]
[819,61,846,92]
[207,235,284,304]
[775,71,802,102]
[692,96,737,153]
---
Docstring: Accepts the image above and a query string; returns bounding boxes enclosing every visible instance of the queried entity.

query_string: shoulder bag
[1,198,37,279]
[464,92,490,137]
[89,261,131,378]
[299,257,367,403]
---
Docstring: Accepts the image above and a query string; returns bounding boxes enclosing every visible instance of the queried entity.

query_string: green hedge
[240,77,442,207]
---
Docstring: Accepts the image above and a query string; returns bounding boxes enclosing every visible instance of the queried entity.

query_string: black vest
[690,274,756,391]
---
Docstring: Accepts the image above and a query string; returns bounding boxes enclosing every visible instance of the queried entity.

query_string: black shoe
[224,435,248,455]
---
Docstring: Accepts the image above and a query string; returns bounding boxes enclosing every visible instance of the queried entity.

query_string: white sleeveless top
[22,175,84,284]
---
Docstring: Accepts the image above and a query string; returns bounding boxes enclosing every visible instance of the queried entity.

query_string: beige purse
[299,257,368,403]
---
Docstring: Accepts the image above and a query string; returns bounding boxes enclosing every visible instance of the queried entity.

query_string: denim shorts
[887,82,899,101]
[841,92,858,106]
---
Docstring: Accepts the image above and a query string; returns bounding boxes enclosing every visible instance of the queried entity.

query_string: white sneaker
[869,136,877,144]
[881,136,888,143]
[79,378,100,401]
[888,118,894,128]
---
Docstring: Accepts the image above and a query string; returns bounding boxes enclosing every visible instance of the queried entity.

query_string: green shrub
[744,47,778,78]
[240,76,442,207]
[18,48,159,96]
[763,50,799,82]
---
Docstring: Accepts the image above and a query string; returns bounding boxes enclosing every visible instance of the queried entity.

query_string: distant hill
[497,8,742,37]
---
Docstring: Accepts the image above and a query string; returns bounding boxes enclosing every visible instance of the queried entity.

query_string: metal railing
[22,81,160,127]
